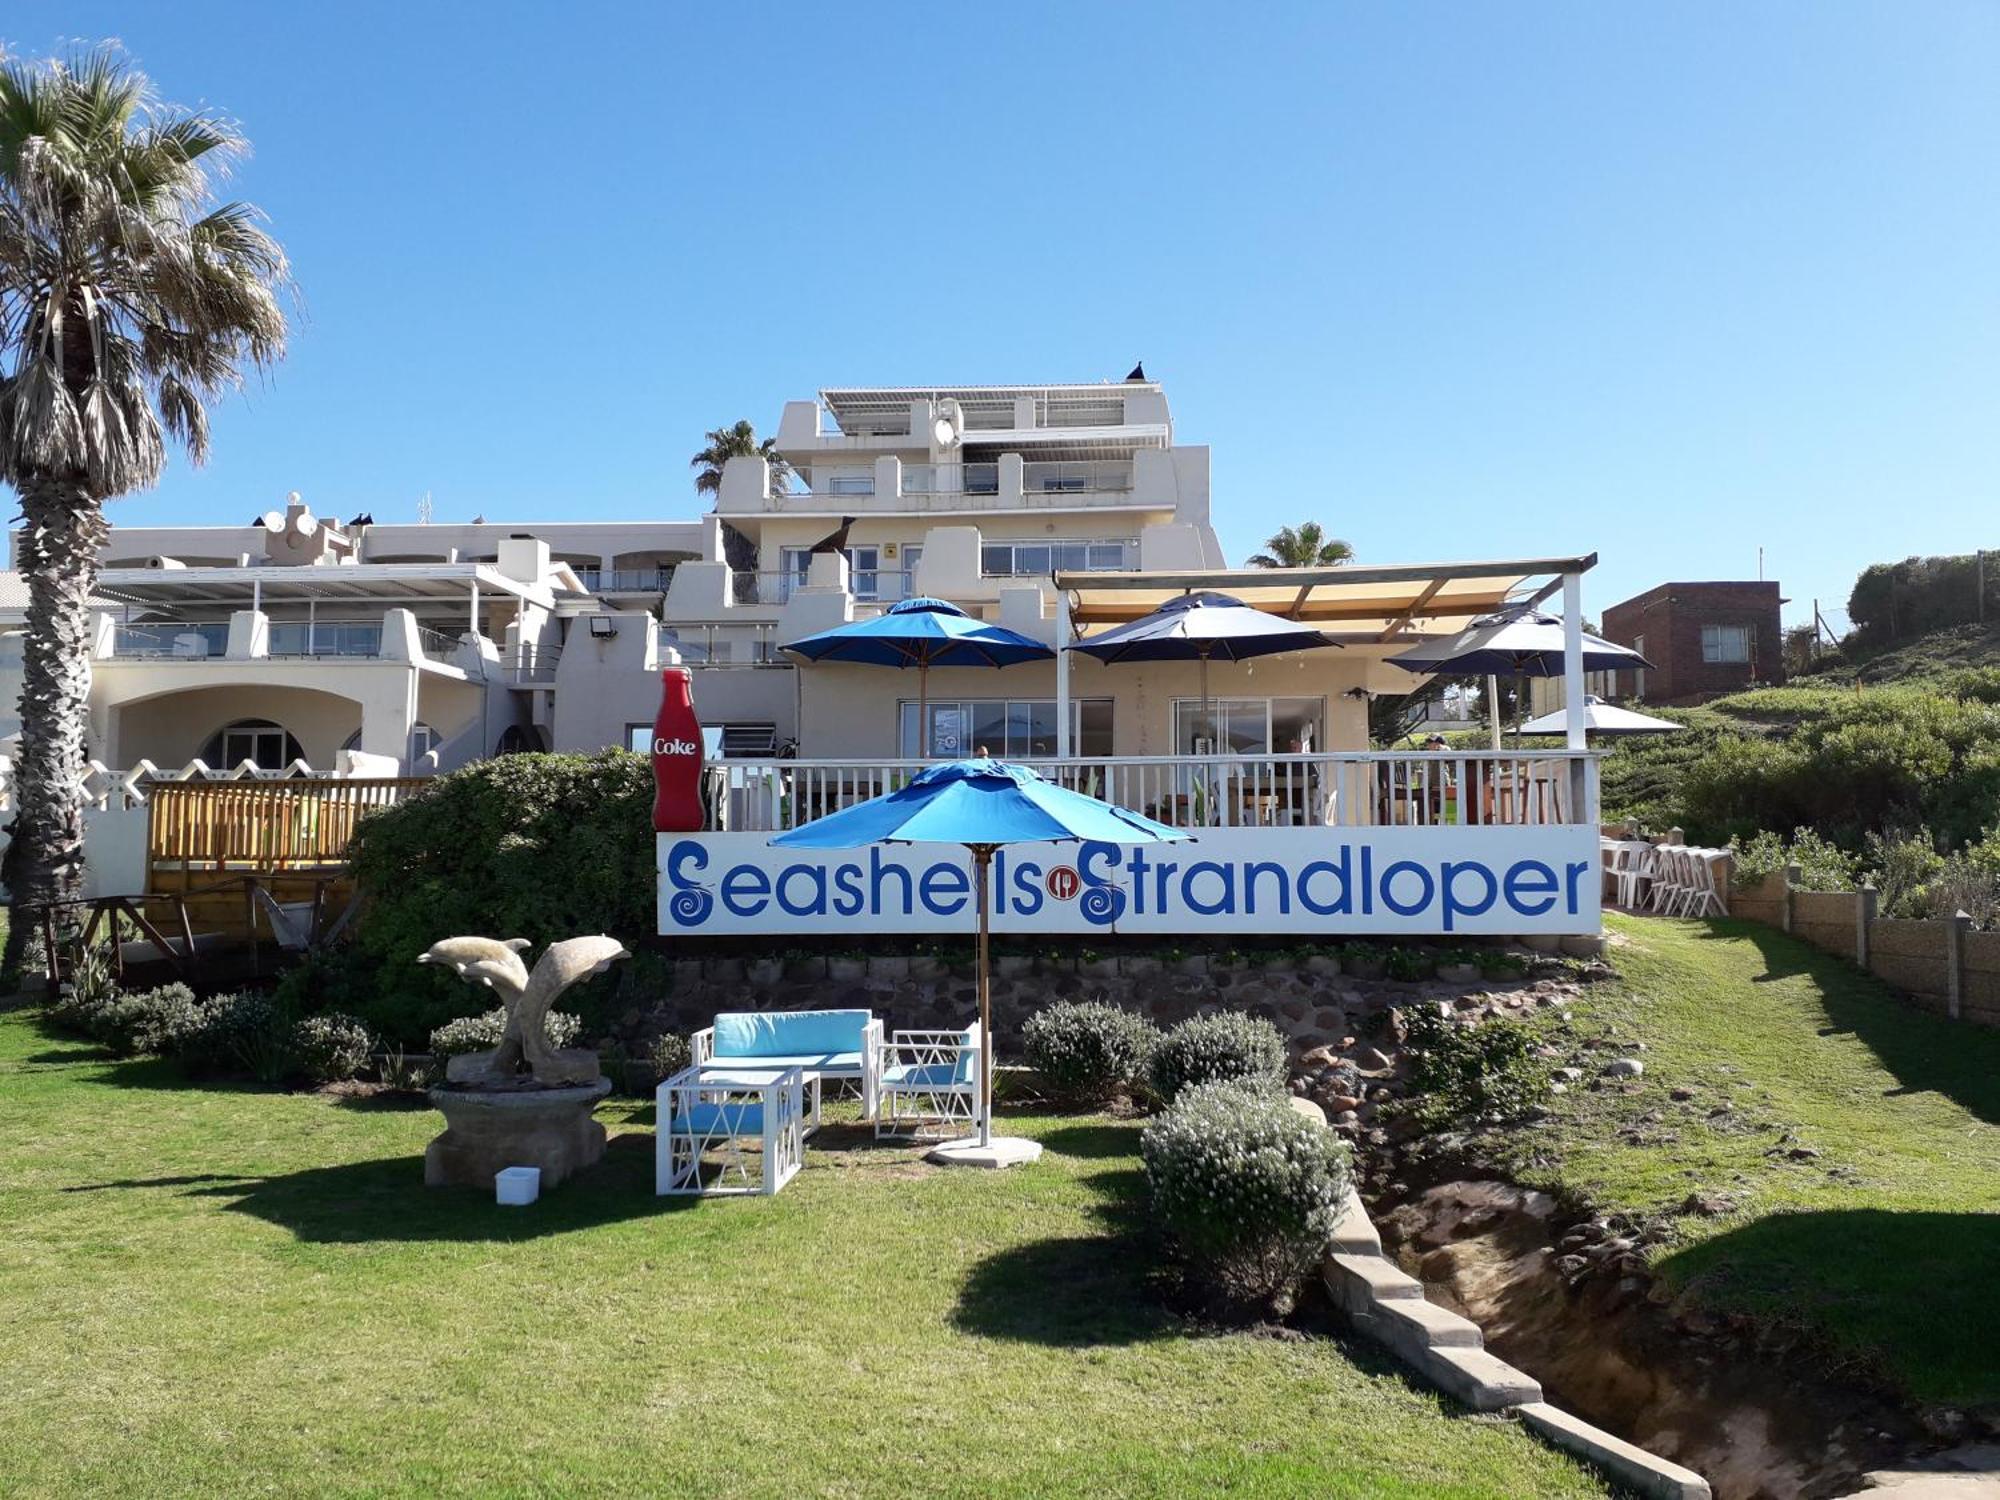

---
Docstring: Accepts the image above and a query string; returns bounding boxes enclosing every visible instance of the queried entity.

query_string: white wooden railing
[701,751,1599,834]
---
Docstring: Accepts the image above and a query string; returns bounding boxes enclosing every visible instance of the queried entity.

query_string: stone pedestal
[425,1078,614,1191]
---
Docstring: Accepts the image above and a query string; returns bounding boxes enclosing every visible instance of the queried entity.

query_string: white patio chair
[1647,845,1687,915]
[1611,841,1656,910]
[656,1064,804,1197]
[876,1026,982,1141]
[1685,848,1729,917]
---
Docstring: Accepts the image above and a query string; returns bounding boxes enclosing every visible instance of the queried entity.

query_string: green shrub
[45,943,121,1042]
[428,1008,581,1060]
[1021,1000,1159,1104]
[1866,828,1946,917]
[1730,827,1859,891]
[1383,946,1433,983]
[173,992,293,1083]
[127,984,204,1055]
[1397,1003,1550,1131]
[1150,1012,1287,1105]
[1141,1080,1351,1315]
[344,751,656,1043]
[648,1031,692,1079]
[292,1012,374,1084]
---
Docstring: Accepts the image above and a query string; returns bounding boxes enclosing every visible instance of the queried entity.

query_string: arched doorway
[204,718,305,771]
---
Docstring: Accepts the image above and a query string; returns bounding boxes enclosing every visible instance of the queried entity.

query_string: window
[825,468,875,496]
[1171,697,1325,756]
[898,698,1113,759]
[209,719,304,771]
[779,545,911,602]
[1701,624,1750,664]
[980,539,1133,577]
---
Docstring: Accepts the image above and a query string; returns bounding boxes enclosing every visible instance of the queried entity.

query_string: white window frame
[1701,624,1750,664]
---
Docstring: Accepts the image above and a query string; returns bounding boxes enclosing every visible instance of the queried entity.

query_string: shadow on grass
[1034,1123,1140,1160]
[1657,1207,2000,1407]
[952,1232,1168,1346]
[951,1128,1161,1345]
[64,1133,690,1243]
[1692,918,2000,1126]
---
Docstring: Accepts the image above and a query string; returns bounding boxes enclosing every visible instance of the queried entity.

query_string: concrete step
[1368,1294,1485,1351]
[1324,1251,1425,1317]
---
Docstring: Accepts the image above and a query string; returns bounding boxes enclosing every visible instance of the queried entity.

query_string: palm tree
[0,49,289,975]
[690,420,792,580]
[690,420,792,500]
[1246,523,1354,568]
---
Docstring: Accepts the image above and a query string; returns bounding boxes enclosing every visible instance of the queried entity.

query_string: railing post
[1947,909,1971,1021]
[1856,881,1876,969]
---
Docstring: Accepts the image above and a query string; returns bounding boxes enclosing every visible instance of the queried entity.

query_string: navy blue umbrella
[1066,592,1338,751]
[782,597,1054,755]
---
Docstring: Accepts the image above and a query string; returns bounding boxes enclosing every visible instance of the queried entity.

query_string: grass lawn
[0,1010,1606,1499]
[1508,914,2000,1407]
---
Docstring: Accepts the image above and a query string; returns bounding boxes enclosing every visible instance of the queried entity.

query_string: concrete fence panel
[1791,890,1860,959]
[1865,917,1952,1012]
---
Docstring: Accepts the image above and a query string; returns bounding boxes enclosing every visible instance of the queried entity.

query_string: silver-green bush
[292,1012,374,1083]
[1141,1080,1351,1314]
[1022,1000,1158,1103]
[1149,1012,1288,1105]
[428,1008,581,1059]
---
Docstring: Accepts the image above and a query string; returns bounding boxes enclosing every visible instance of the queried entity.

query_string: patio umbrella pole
[918,658,928,759]
[973,844,994,1149]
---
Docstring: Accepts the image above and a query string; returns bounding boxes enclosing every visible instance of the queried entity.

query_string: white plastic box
[495,1166,541,1206]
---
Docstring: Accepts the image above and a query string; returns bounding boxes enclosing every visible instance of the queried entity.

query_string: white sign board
[658,828,1601,937]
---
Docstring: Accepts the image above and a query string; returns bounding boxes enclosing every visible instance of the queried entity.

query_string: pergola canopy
[91,562,581,612]
[1056,555,1597,644]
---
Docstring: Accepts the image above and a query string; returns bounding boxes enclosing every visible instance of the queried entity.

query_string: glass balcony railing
[111,621,232,657]
[268,622,383,657]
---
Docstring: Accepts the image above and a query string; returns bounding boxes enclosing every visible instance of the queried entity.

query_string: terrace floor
[0,1011,1606,1498]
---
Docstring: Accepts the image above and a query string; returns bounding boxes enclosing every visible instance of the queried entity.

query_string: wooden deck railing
[147,777,429,876]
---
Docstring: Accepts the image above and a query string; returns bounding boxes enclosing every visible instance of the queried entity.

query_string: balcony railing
[701,751,1597,833]
[506,644,562,683]
[111,622,230,658]
[659,623,783,667]
[1022,460,1132,493]
[577,567,676,594]
[268,621,383,657]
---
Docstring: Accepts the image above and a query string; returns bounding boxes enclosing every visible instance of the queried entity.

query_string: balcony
[577,567,676,594]
[700,750,1597,833]
[268,622,383,657]
[110,622,230,658]
[728,569,918,607]
[744,458,1145,515]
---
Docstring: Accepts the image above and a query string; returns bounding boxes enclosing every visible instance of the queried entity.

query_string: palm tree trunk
[3,477,108,981]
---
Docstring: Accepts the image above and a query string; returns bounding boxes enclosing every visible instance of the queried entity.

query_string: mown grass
[1503,914,2000,1407]
[0,1010,1605,1499]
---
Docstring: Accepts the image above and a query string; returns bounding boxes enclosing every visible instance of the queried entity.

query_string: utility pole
[1978,550,1986,625]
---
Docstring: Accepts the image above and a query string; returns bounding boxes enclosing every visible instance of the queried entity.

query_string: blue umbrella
[782,597,1055,756]
[774,759,1188,1159]
[1066,592,1338,751]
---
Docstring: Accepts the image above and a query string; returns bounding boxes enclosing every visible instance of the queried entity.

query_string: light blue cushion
[703,1051,862,1075]
[712,1010,871,1059]
[669,1100,765,1137]
[883,1063,962,1089]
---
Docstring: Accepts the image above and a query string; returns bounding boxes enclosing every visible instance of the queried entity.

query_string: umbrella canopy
[782,598,1054,756]
[1387,608,1650,677]
[1515,696,1682,737]
[772,757,1185,849]
[773,760,1188,1160]
[782,596,1054,670]
[1066,592,1339,752]
[1065,591,1334,665]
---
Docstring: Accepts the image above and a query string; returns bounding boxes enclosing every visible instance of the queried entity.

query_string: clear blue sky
[8,2,1996,629]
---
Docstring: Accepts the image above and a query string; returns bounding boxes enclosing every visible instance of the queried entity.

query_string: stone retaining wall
[636,948,1593,1048]
[1732,871,1999,1027]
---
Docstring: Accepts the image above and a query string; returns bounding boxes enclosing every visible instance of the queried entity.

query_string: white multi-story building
[2,371,1587,780]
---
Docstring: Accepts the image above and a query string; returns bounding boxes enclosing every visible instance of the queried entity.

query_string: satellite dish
[931,398,962,449]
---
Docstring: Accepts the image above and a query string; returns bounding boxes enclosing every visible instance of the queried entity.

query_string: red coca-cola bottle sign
[650,667,705,832]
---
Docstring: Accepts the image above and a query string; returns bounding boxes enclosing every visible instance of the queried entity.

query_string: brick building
[1600,581,1785,703]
